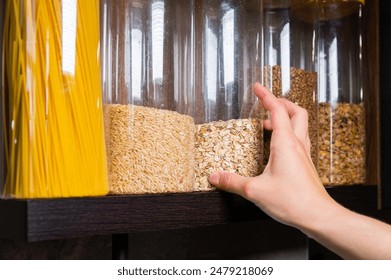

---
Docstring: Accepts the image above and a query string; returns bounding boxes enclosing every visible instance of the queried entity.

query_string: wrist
[296,197,346,240]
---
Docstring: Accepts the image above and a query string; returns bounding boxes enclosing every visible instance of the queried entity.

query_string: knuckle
[270,105,284,119]
[298,107,309,120]
[275,98,287,110]
[242,180,255,199]
[220,172,233,188]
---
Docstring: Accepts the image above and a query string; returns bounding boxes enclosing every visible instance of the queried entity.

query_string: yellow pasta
[2,0,109,198]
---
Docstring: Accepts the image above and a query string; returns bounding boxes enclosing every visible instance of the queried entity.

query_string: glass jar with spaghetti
[261,0,319,168]
[193,0,263,191]
[101,0,196,194]
[1,0,109,198]
[315,0,366,186]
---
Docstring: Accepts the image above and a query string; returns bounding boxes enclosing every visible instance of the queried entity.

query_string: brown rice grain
[104,104,195,194]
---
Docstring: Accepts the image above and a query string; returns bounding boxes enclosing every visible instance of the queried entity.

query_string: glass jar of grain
[101,0,196,194]
[194,0,263,191]
[316,0,366,186]
[261,0,319,168]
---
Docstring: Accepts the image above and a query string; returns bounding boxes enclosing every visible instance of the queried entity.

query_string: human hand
[208,83,338,232]
[210,84,391,259]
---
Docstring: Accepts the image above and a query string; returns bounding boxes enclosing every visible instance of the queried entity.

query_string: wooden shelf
[0,185,379,242]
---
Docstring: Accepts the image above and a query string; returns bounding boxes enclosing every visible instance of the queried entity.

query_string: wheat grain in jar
[261,0,319,168]
[101,0,196,194]
[316,0,366,185]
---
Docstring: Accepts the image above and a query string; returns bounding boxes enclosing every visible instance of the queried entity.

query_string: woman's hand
[209,83,336,229]
[209,83,391,259]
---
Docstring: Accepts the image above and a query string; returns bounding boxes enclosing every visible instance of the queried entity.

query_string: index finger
[253,83,293,133]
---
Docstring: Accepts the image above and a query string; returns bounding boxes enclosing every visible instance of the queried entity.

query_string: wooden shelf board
[0,185,379,242]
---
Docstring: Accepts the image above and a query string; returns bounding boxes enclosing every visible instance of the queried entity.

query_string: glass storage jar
[315,0,366,185]
[261,0,318,167]
[194,0,263,191]
[2,0,109,198]
[101,0,195,194]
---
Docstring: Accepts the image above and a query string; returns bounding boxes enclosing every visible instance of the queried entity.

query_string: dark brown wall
[0,221,307,260]
[0,235,111,260]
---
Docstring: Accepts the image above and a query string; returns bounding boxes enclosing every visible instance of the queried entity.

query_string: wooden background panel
[364,0,380,186]
[379,0,391,208]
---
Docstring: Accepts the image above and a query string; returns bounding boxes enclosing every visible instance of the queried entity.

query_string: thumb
[209,171,255,199]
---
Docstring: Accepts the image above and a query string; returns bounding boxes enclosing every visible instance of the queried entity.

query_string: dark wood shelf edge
[0,185,383,242]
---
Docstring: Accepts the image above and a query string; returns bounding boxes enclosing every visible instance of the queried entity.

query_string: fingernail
[208,172,220,185]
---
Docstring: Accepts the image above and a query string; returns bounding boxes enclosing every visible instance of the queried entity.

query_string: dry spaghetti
[2,0,109,198]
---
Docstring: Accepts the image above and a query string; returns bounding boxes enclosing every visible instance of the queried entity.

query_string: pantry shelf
[0,185,378,242]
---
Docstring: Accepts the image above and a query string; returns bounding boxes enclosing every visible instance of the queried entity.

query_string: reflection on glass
[280,22,290,94]
[129,0,144,103]
[62,0,77,75]
[222,9,234,85]
[206,22,217,103]
[131,28,142,101]
[328,38,339,104]
[151,1,165,81]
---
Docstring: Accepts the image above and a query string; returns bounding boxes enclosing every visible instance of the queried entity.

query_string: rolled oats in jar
[194,0,263,191]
